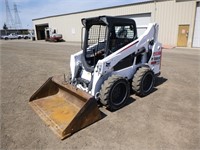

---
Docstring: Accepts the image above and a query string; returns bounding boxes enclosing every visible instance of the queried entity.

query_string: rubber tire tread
[99,75,130,110]
[132,67,154,97]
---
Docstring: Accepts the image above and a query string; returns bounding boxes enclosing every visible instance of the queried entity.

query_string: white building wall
[33,2,153,42]
[33,0,197,47]
[192,2,200,47]
[155,0,196,47]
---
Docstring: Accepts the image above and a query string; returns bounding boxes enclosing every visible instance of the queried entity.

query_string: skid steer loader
[29,16,162,139]
[45,27,63,42]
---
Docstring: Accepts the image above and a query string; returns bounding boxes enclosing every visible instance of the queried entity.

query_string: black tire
[5,37,8,40]
[99,75,130,110]
[132,67,155,97]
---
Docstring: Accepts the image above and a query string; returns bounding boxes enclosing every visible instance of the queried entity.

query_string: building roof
[32,0,153,21]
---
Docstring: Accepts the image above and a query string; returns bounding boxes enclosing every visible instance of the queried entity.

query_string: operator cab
[81,16,137,72]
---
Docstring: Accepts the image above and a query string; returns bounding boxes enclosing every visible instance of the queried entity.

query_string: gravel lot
[1,40,200,150]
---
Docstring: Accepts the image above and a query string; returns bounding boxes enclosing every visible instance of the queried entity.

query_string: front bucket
[29,75,102,139]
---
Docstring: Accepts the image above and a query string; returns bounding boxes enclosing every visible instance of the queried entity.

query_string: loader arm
[100,23,159,70]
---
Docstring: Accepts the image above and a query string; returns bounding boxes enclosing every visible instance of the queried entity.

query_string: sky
[0,0,149,29]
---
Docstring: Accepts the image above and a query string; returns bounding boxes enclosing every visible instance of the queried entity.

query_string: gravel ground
[1,40,200,150]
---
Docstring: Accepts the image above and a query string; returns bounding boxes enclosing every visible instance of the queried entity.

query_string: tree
[3,23,8,30]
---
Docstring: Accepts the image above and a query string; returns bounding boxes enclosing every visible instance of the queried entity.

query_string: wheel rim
[142,73,153,92]
[110,81,127,106]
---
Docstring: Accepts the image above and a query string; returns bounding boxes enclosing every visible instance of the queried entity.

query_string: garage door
[35,23,49,40]
[193,2,200,48]
[121,13,151,37]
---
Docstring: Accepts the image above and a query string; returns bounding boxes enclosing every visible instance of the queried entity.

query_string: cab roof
[81,16,136,28]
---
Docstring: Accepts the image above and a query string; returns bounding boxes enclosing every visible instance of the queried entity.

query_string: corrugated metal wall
[33,2,153,42]
[33,0,196,47]
[192,1,200,47]
[155,0,196,47]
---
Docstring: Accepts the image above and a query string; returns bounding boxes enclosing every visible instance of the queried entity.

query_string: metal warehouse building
[33,0,200,48]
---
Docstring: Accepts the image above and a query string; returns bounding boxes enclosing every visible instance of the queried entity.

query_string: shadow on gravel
[124,97,136,107]
[155,76,168,87]
[97,77,167,113]
[107,97,136,112]
[149,76,168,96]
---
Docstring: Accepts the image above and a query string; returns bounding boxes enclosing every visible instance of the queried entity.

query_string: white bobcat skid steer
[70,16,162,110]
[29,16,162,139]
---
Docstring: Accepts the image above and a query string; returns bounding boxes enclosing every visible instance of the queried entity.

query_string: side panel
[149,42,162,75]
[70,51,82,80]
